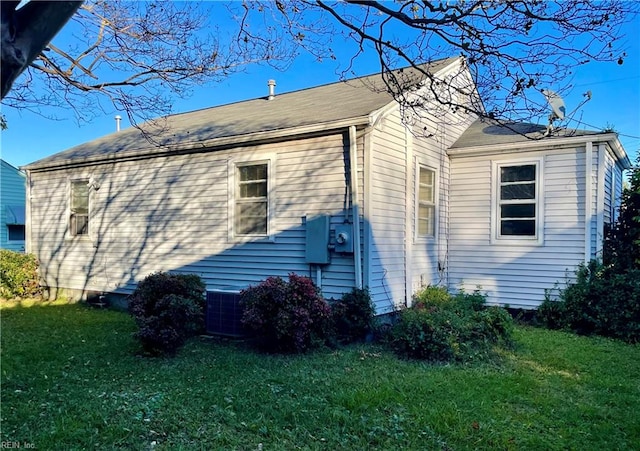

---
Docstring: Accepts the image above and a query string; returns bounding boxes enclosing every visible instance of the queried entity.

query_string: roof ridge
[163,56,457,120]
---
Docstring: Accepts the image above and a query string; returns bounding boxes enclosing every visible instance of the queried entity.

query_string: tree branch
[1,1,82,98]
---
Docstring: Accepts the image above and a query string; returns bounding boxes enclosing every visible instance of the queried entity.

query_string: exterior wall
[367,110,408,313]
[0,160,26,252]
[588,144,623,260]
[27,132,359,300]
[604,147,624,225]
[408,116,475,294]
[448,147,588,309]
[367,109,474,313]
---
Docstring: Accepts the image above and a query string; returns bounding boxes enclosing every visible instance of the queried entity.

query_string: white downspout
[584,141,593,262]
[596,144,606,258]
[25,170,32,254]
[404,126,413,306]
[349,126,363,289]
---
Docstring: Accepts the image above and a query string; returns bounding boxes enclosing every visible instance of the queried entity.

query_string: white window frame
[415,163,438,241]
[228,155,275,242]
[69,178,90,239]
[491,158,544,245]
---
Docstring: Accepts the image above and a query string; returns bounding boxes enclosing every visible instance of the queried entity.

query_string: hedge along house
[22,57,630,313]
[1,159,26,252]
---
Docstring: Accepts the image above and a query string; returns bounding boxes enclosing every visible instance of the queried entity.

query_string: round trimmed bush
[240,273,332,353]
[128,272,205,355]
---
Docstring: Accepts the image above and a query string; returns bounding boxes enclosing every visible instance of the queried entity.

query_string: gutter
[448,132,631,169]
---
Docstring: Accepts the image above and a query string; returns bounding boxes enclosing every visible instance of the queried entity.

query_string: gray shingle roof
[24,57,458,170]
[450,118,603,149]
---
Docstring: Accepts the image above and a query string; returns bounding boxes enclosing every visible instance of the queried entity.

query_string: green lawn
[1,302,639,450]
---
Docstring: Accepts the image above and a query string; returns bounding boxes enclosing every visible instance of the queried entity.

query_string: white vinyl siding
[27,133,358,300]
[368,111,408,313]
[449,149,586,309]
[604,150,622,225]
[367,103,473,312]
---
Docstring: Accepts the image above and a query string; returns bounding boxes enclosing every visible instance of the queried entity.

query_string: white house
[22,57,631,313]
[1,159,26,252]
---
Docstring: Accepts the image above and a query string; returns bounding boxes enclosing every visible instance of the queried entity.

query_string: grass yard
[1,302,639,450]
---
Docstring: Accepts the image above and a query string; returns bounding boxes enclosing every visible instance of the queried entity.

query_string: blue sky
[1,5,639,169]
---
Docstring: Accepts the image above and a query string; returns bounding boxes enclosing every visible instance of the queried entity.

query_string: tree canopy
[1,0,638,129]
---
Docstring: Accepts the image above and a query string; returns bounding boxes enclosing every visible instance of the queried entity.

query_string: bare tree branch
[236,0,638,135]
[2,0,296,125]
[2,0,638,139]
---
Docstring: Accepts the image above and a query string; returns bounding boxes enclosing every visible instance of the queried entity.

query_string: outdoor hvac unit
[205,289,245,337]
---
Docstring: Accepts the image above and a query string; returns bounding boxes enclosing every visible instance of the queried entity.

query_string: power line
[571,75,640,88]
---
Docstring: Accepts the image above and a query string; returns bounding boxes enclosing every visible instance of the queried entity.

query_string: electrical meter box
[305,215,330,264]
[334,223,354,253]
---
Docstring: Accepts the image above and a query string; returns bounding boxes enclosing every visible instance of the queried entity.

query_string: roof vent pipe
[267,79,276,100]
[115,115,122,132]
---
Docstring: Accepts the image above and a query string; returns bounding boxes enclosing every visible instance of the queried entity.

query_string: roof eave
[449,132,632,169]
[22,116,371,172]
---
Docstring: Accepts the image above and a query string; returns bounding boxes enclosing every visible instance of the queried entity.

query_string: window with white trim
[417,166,436,238]
[235,163,269,236]
[70,180,89,236]
[496,163,539,238]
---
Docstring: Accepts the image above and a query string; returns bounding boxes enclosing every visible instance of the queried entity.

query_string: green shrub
[412,285,452,309]
[128,272,206,355]
[390,287,513,362]
[537,291,567,330]
[390,307,460,361]
[330,288,375,344]
[541,261,640,343]
[0,250,42,298]
[240,273,332,353]
[540,158,640,343]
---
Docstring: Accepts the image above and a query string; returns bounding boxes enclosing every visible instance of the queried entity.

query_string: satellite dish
[542,89,566,120]
[541,89,592,137]
[541,89,568,137]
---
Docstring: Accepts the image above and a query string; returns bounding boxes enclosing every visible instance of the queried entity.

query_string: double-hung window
[417,166,436,238]
[494,160,541,242]
[70,180,89,236]
[235,163,269,236]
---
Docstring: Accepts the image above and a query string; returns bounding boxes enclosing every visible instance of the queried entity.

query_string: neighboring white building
[1,159,26,252]
[22,58,631,310]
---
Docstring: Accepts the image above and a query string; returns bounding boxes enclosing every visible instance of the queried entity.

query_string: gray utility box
[206,288,245,337]
[334,223,354,253]
[305,214,330,264]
